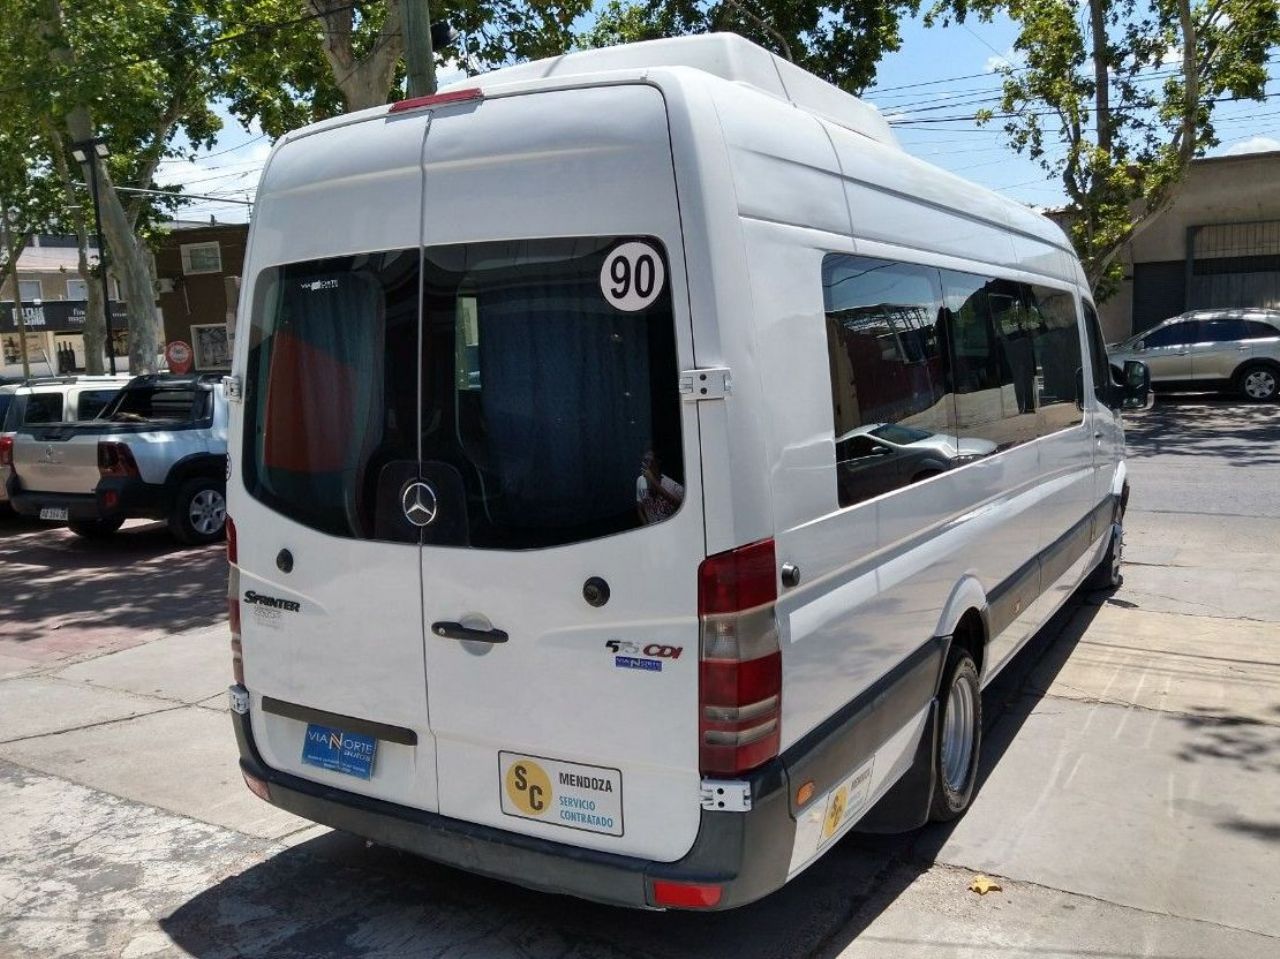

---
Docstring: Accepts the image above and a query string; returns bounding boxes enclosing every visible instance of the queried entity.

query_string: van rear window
[243,238,684,548]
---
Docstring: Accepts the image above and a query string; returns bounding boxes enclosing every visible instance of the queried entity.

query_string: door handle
[1174,351,1189,356]
[432,621,509,643]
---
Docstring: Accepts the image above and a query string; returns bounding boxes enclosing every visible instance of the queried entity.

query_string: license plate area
[40,507,69,522]
[301,724,378,779]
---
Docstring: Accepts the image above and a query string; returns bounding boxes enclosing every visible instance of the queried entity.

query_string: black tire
[168,477,227,546]
[68,516,125,539]
[929,647,982,822]
[1235,364,1279,402]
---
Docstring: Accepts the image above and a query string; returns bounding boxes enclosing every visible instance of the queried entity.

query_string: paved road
[0,397,1277,958]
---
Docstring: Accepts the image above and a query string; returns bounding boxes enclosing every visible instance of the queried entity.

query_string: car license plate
[301,724,378,780]
[40,507,69,522]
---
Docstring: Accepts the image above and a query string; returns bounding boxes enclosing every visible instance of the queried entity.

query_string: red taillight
[389,87,483,114]
[698,538,777,615]
[97,441,139,478]
[651,880,723,909]
[0,435,12,468]
[698,539,782,776]
[227,517,243,684]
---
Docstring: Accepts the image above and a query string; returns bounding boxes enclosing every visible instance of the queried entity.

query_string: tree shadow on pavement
[160,592,1109,959]
[1122,395,1280,466]
[0,521,225,645]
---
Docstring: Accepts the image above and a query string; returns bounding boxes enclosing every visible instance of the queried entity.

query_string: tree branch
[128,93,185,229]
[720,0,793,62]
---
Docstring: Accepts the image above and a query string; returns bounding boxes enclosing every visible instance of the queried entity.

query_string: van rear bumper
[231,703,797,910]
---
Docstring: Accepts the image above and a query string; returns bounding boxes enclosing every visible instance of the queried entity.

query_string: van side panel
[660,75,777,553]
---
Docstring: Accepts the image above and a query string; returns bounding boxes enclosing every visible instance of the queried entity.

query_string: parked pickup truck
[1,373,228,544]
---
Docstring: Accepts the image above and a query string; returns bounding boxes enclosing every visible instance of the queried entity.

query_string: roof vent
[442,33,898,149]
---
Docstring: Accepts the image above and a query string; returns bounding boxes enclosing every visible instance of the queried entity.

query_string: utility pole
[401,0,437,97]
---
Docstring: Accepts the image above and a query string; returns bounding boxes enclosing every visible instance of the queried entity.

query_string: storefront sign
[0,299,128,333]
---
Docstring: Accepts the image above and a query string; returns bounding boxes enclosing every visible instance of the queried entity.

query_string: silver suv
[1108,309,1280,401]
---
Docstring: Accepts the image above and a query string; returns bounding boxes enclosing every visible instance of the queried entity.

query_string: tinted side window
[76,390,119,420]
[1201,318,1247,342]
[823,255,955,508]
[1243,321,1280,340]
[1026,284,1084,433]
[1144,321,1198,347]
[942,272,1038,449]
[0,394,12,430]
[1083,301,1111,402]
[23,392,65,424]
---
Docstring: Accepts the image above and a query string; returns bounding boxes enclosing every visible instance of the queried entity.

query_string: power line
[870,55,1280,115]
[158,134,270,164]
[890,89,1276,125]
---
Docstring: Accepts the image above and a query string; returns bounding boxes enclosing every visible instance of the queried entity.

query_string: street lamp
[70,137,116,374]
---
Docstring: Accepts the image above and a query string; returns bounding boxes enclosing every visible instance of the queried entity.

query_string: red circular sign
[166,340,194,374]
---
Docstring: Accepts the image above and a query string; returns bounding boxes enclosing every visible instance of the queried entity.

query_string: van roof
[439,33,898,148]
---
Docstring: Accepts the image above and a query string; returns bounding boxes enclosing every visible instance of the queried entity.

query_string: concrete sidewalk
[0,625,309,842]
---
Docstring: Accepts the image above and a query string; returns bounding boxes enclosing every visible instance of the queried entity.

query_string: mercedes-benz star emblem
[401,481,439,528]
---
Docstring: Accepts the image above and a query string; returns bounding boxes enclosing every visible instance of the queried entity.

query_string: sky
[156,10,1280,225]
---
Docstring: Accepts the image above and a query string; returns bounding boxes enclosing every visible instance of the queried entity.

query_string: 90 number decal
[600,241,665,312]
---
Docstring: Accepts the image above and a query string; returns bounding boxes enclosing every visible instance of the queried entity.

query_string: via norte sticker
[500,751,623,836]
[601,241,665,312]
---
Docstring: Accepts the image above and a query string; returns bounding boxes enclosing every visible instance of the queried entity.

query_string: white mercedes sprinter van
[225,34,1152,910]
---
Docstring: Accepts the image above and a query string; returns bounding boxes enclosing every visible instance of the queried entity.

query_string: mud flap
[853,697,939,834]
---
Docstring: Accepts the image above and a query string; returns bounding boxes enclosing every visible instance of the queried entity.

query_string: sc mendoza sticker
[500,752,623,836]
[600,241,665,312]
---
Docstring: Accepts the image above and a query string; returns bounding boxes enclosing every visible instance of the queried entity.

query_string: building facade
[1092,150,1280,342]
[155,223,247,372]
[0,235,128,378]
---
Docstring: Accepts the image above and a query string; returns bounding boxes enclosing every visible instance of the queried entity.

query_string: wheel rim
[189,489,226,536]
[1244,370,1276,399]
[940,671,976,793]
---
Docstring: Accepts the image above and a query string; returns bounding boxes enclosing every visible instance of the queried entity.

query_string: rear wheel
[929,647,982,822]
[169,478,226,545]
[1236,364,1279,402]
[68,517,125,539]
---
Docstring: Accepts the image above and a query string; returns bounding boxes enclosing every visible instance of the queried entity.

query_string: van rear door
[235,115,441,814]
[412,85,707,862]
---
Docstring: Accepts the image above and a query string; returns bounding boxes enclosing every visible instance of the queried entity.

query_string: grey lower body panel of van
[229,636,947,910]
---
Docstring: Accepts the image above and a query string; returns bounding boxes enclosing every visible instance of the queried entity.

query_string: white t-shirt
[636,474,684,524]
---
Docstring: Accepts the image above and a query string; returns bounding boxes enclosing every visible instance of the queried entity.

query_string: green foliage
[584,0,922,94]
[216,0,594,136]
[0,0,226,233]
[926,0,1280,293]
